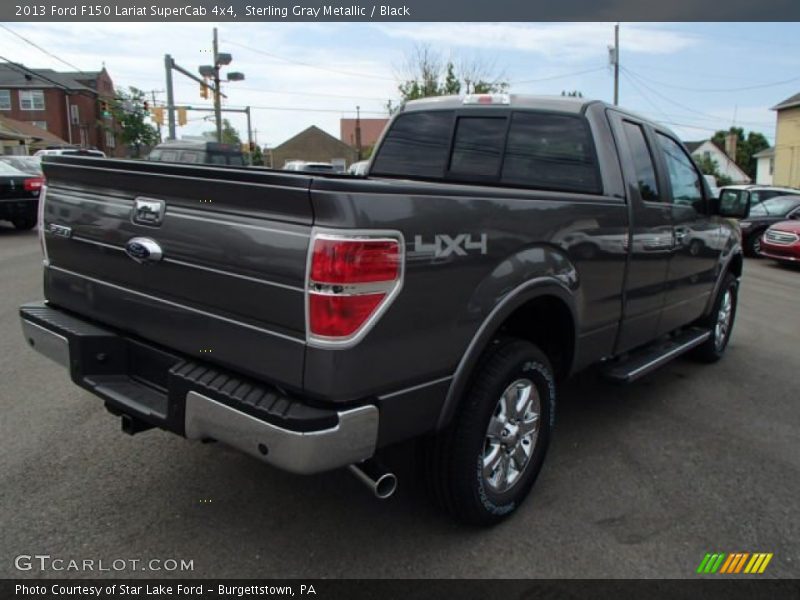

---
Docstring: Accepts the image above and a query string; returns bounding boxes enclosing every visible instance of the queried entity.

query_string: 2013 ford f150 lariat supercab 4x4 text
[20,95,747,524]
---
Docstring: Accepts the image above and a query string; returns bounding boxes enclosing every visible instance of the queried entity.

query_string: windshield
[0,161,26,176]
[0,157,42,175]
[749,196,800,217]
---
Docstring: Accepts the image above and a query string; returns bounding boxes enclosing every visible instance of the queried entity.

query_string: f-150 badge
[414,234,488,257]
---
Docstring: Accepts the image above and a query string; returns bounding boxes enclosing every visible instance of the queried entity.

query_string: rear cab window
[372,108,601,195]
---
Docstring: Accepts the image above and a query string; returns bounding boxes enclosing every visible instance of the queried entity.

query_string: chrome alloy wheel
[482,378,540,493]
[714,288,733,351]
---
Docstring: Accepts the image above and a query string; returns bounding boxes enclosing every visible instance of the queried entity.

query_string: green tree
[695,154,733,186]
[251,144,264,166]
[711,127,770,180]
[205,119,242,145]
[396,44,507,106]
[110,86,159,158]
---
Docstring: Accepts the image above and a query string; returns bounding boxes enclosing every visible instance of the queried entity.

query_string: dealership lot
[1,227,798,579]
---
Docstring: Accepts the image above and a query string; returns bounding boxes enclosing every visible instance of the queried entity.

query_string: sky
[0,22,799,149]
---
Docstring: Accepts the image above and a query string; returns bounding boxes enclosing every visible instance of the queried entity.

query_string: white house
[752,147,774,185]
[684,140,751,184]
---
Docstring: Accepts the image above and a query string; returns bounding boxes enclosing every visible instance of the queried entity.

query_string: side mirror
[714,192,750,219]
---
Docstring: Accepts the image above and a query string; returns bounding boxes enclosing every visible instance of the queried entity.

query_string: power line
[175,101,388,115]
[623,68,800,94]
[621,67,774,129]
[511,66,607,85]
[0,24,85,73]
[222,39,398,82]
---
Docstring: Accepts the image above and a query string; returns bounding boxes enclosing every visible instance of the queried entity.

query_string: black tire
[690,272,738,363]
[421,338,555,525]
[744,231,763,257]
[12,217,36,231]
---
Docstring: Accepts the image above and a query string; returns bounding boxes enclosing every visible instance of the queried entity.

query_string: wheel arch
[436,278,577,430]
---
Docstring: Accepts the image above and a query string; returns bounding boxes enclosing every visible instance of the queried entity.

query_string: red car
[760,220,800,264]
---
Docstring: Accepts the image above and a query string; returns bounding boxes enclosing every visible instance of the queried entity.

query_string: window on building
[105,130,115,149]
[0,90,10,110]
[29,121,47,131]
[70,104,80,125]
[19,90,45,111]
[621,121,660,202]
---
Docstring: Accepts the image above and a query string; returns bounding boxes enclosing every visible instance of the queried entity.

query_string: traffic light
[143,100,149,112]
[249,141,255,152]
[100,100,111,118]
[151,106,164,126]
[200,83,209,99]
[177,106,188,127]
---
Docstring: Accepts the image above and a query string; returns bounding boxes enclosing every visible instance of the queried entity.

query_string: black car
[739,195,800,256]
[0,161,43,230]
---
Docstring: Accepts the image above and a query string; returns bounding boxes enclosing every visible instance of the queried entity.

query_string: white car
[34,148,106,158]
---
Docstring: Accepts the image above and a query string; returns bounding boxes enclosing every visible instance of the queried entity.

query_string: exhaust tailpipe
[348,459,397,499]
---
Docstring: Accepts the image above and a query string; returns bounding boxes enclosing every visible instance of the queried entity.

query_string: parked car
[34,148,106,158]
[348,160,370,176]
[0,161,44,230]
[719,184,800,218]
[148,141,245,166]
[759,220,800,265]
[738,195,800,256]
[22,94,746,525]
[0,155,43,176]
[283,160,336,173]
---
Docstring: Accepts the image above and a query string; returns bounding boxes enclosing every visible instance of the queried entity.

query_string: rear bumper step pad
[20,302,378,474]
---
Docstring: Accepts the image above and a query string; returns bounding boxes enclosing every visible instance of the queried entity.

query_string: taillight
[24,177,44,192]
[307,232,403,345]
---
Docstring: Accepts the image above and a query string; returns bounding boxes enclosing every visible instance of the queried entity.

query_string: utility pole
[613,23,620,106]
[245,106,253,165]
[355,105,362,161]
[213,28,223,143]
[164,54,176,140]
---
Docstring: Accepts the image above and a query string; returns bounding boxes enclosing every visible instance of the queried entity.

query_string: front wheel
[744,232,763,257]
[422,339,555,525]
[12,217,36,231]
[690,272,738,363]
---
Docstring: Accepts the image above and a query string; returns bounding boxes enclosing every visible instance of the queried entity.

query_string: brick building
[340,117,389,152]
[0,63,122,156]
[268,125,358,169]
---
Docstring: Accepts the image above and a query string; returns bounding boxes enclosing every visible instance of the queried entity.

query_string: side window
[371,111,454,179]
[502,112,600,194]
[160,150,178,162]
[657,134,704,209]
[228,155,244,166]
[449,117,507,178]
[621,121,659,202]
[209,154,227,165]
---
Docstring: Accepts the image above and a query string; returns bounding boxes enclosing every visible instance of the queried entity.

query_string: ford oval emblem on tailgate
[125,237,163,264]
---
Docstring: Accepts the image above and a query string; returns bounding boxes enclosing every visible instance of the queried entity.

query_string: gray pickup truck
[20,95,747,525]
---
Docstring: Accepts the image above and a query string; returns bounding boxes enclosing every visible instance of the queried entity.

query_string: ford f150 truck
[20,95,747,525]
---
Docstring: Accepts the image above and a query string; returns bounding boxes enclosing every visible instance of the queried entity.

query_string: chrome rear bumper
[20,302,379,475]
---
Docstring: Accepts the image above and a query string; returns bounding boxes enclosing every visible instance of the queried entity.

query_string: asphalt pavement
[1,226,798,579]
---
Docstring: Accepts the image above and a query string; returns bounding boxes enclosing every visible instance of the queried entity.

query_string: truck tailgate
[40,157,313,389]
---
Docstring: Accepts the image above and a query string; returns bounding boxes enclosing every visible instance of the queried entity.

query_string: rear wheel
[422,338,555,525]
[691,272,738,363]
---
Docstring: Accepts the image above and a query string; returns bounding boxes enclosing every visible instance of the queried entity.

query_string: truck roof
[400,94,596,115]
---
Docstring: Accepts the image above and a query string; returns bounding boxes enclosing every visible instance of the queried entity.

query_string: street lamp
[199,28,245,143]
